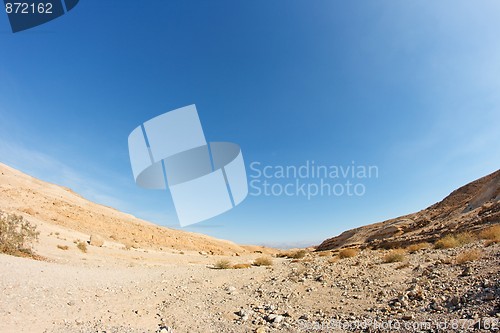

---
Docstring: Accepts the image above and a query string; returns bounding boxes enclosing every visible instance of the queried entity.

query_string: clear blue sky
[0,1,499,248]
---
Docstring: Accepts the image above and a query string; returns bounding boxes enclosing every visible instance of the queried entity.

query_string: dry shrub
[479,225,500,244]
[383,249,406,263]
[292,250,307,259]
[0,211,39,256]
[328,256,339,264]
[456,249,482,264]
[76,241,87,253]
[253,256,273,266]
[317,251,330,257]
[435,232,476,249]
[277,249,307,259]
[57,245,69,250]
[214,259,232,269]
[406,242,430,253]
[434,235,460,249]
[396,262,411,270]
[338,248,358,259]
[232,263,251,269]
[285,250,307,259]
[455,232,476,245]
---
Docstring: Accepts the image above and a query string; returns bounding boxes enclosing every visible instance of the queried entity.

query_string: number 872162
[5,2,53,14]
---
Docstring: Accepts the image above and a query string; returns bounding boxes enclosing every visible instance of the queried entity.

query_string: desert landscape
[0,162,499,333]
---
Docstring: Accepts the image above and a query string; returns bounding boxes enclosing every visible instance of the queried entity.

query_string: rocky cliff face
[317,169,500,251]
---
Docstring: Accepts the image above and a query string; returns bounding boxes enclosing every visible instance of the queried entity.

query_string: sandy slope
[0,162,248,255]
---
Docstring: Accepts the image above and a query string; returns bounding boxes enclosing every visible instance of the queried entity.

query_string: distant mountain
[0,162,247,255]
[316,169,500,251]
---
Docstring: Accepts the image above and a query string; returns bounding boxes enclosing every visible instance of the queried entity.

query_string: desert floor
[1,220,499,333]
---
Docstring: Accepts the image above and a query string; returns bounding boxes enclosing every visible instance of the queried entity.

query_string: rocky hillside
[0,162,247,255]
[317,169,500,251]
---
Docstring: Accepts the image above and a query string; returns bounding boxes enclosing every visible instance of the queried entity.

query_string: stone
[89,235,104,247]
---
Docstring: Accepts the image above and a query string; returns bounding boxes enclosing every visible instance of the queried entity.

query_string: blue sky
[0,1,499,248]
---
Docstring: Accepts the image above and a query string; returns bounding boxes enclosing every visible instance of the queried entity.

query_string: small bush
[479,225,500,243]
[455,232,476,245]
[76,241,87,253]
[456,249,482,264]
[232,263,251,269]
[214,259,232,269]
[435,232,476,249]
[338,248,358,259]
[277,249,307,259]
[253,256,273,266]
[328,256,339,264]
[396,262,411,270]
[406,242,430,253]
[317,251,330,257]
[0,211,39,256]
[57,245,69,250]
[434,235,460,249]
[383,249,406,263]
[291,250,307,259]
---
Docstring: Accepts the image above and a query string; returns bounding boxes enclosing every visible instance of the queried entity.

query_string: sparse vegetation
[479,225,500,245]
[456,249,482,264]
[434,235,460,249]
[455,232,476,245]
[406,242,430,253]
[277,250,307,259]
[396,262,411,269]
[57,245,69,250]
[232,263,251,269]
[76,241,87,253]
[214,259,232,269]
[435,232,476,249]
[383,249,406,263]
[317,251,330,257]
[253,256,273,266]
[327,256,339,264]
[338,248,358,259]
[0,211,39,257]
[290,250,307,259]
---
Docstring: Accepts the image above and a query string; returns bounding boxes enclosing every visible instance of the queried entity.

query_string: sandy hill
[317,169,500,251]
[0,162,248,255]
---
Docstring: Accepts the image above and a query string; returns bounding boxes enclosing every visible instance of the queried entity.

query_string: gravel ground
[1,241,498,333]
